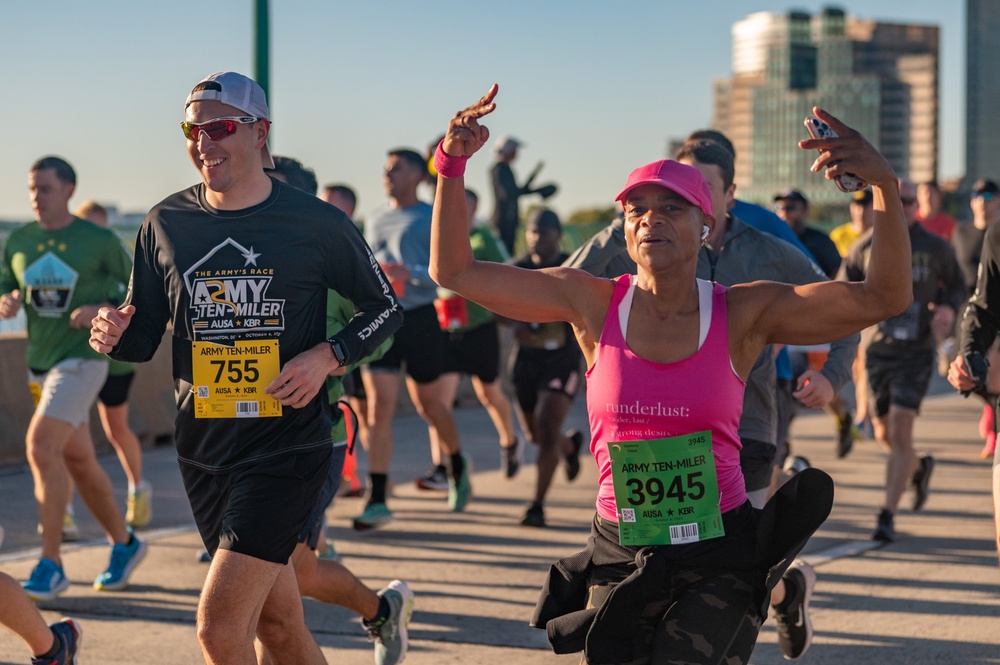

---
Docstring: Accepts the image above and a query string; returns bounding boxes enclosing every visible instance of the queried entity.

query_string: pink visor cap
[615,160,713,217]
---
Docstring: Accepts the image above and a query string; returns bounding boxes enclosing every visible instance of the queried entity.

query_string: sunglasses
[900,197,917,205]
[973,192,996,202]
[180,116,260,142]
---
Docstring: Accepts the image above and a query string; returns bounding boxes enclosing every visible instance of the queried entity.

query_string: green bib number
[608,431,724,546]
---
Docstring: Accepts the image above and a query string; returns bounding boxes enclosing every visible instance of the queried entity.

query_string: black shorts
[866,350,935,416]
[740,438,777,493]
[368,304,446,384]
[343,368,366,400]
[513,346,582,414]
[442,321,501,383]
[299,443,347,551]
[180,446,332,564]
[99,371,135,407]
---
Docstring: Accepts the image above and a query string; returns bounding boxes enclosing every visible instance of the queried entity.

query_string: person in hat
[489,135,556,254]
[429,84,911,664]
[840,178,965,543]
[88,71,401,664]
[773,189,842,279]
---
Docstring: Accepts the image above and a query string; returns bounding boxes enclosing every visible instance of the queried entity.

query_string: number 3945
[624,473,705,506]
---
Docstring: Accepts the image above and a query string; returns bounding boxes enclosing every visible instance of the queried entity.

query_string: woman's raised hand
[442,84,498,157]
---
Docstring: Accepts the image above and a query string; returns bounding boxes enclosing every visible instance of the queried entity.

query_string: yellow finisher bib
[192,340,282,419]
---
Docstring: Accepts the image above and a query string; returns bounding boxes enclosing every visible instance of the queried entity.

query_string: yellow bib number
[192,340,282,419]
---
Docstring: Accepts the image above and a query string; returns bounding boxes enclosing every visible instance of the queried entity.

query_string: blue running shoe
[24,558,70,602]
[32,618,82,665]
[353,502,394,531]
[93,529,147,591]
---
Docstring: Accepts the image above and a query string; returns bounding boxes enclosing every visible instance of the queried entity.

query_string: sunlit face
[382,155,422,201]
[28,168,74,225]
[622,184,707,270]
[184,99,267,196]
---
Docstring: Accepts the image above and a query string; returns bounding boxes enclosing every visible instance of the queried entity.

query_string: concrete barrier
[0,332,176,465]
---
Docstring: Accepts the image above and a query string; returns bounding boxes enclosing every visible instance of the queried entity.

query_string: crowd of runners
[0,72,997,665]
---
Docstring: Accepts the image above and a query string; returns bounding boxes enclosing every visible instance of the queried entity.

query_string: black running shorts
[368,304,446,384]
[98,371,135,408]
[866,350,934,416]
[442,321,501,383]
[512,346,582,414]
[181,446,332,564]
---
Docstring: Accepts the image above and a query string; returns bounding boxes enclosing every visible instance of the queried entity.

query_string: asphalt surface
[0,385,997,664]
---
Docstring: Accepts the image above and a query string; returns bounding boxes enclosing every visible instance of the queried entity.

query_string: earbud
[701,226,710,241]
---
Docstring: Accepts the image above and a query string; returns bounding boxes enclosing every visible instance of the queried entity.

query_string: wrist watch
[328,338,348,368]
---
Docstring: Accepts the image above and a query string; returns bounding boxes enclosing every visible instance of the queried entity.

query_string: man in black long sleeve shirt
[89,72,401,664]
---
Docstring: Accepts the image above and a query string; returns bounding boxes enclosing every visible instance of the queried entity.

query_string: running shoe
[93,529,147,591]
[911,455,935,511]
[415,466,448,491]
[353,502,394,530]
[836,413,854,458]
[24,558,71,602]
[448,456,472,512]
[363,579,414,665]
[317,541,341,561]
[782,456,811,475]
[126,481,153,529]
[501,436,523,480]
[773,560,815,660]
[521,502,546,528]
[872,508,895,543]
[564,429,584,482]
[32,618,82,665]
[197,548,212,563]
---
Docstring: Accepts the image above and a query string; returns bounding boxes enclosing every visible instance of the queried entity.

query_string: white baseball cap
[185,72,274,169]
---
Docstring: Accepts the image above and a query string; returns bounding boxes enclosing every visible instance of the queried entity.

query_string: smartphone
[803,115,867,193]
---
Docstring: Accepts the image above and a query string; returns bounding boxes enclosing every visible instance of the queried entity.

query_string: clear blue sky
[0,1,965,222]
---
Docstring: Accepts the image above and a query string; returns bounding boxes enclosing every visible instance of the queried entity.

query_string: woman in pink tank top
[429,86,912,665]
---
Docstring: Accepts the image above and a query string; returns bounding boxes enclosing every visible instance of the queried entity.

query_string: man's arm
[324,220,403,368]
[105,224,170,362]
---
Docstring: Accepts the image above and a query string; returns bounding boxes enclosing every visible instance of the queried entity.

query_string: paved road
[0,388,997,664]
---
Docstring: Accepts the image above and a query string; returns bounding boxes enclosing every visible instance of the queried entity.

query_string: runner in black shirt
[89,72,400,665]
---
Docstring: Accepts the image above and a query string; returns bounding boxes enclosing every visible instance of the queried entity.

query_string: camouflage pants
[582,513,765,665]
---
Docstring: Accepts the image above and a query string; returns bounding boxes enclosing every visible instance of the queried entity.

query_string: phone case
[803,115,867,193]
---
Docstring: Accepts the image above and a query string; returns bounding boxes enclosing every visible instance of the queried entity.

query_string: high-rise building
[966,0,1000,184]
[712,7,939,205]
